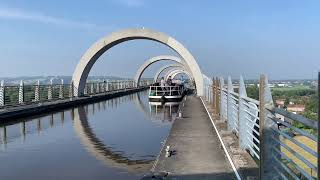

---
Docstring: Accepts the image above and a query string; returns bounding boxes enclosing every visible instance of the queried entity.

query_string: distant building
[287,104,305,114]
[275,99,285,108]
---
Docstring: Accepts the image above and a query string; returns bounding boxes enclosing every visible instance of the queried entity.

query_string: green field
[271,85,311,91]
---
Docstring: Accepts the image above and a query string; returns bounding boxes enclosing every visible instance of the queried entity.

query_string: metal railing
[0,79,152,108]
[204,75,319,180]
[149,85,184,96]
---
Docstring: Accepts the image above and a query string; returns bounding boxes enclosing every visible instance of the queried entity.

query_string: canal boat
[148,84,184,102]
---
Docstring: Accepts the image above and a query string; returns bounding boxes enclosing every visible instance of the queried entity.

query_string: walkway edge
[200,97,242,180]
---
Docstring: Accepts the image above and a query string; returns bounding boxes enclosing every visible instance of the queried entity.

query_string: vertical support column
[106,80,109,91]
[317,71,320,180]
[219,77,225,120]
[227,76,234,131]
[69,81,74,98]
[216,78,220,114]
[59,79,64,99]
[19,80,24,104]
[0,80,5,106]
[34,80,40,102]
[48,79,53,100]
[238,76,249,149]
[84,84,88,95]
[90,83,94,94]
[96,82,100,94]
[259,74,278,180]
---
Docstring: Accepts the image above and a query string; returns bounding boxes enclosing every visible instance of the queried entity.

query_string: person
[167,76,172,86]
[160,77,165,91]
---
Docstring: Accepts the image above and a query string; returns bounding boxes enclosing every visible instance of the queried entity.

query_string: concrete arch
[171,71,192,80]
[134,55,188,86]
[153,64,186,82]
[72,28,204,96]
[165,68,192,81]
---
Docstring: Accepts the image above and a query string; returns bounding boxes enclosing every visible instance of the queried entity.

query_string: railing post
[19,80,24,104]
[35,80,40,102]
[259,74,278,180]
[48,79,53,100]
[69,81,74,98]
[227,76,234,131]
[0,80,5,106]
[219,77,225,120]
[90,83,94,94]
[238,76,249,149]
[318,71,320,180]
[84,84,88,95]
[96,82,100,94]
[216,77,220,114]
[59,79,64,99]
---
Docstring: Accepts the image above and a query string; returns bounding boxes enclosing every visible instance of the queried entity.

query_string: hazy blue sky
[0,0,319,80]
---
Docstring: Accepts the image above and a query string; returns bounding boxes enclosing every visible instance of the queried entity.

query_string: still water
[0,91,178,180]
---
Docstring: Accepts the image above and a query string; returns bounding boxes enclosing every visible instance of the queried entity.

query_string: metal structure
[0,79,152,108]
[203,75,319,180]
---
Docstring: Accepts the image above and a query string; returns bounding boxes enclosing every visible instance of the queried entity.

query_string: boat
[148,85,184,102]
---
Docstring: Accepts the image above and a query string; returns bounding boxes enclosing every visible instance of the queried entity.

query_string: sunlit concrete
[72,28,204,96]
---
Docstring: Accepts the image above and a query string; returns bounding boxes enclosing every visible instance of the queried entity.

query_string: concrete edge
[0,87,148,122]
[200,97,242,180]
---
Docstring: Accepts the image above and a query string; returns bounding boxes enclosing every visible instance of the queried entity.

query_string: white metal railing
[0,79,152,108]
[149,85,184,96]
[204,74,319,180]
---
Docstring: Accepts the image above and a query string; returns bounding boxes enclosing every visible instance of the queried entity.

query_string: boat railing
[149,85,183,96]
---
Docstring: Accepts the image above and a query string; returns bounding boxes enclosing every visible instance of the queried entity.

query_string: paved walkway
[148,96,236,180]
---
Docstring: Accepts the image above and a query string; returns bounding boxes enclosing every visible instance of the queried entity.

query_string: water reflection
[0,91,179,179]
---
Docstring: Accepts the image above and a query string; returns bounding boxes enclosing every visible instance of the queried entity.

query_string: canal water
[0,90,179,180]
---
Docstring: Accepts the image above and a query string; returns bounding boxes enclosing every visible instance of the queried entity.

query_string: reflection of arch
[72,28,204,96]
[153,64,186,82]
[73,106,152,173]
[134,55,189,86]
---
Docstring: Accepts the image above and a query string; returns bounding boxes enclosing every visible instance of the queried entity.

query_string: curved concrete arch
[171,71,192,80]
[153,64,186,82]
[134,55,189,86]
[72,28,204,96]
[165,68,192,81]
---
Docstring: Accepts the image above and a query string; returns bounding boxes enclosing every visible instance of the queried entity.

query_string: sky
[0,0,319,80]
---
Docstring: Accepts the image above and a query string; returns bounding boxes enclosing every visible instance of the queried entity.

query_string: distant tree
[246,84,259,100]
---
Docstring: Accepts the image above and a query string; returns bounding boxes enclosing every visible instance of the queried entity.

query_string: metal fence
[0,79,152,108]
[204,74,319,180]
